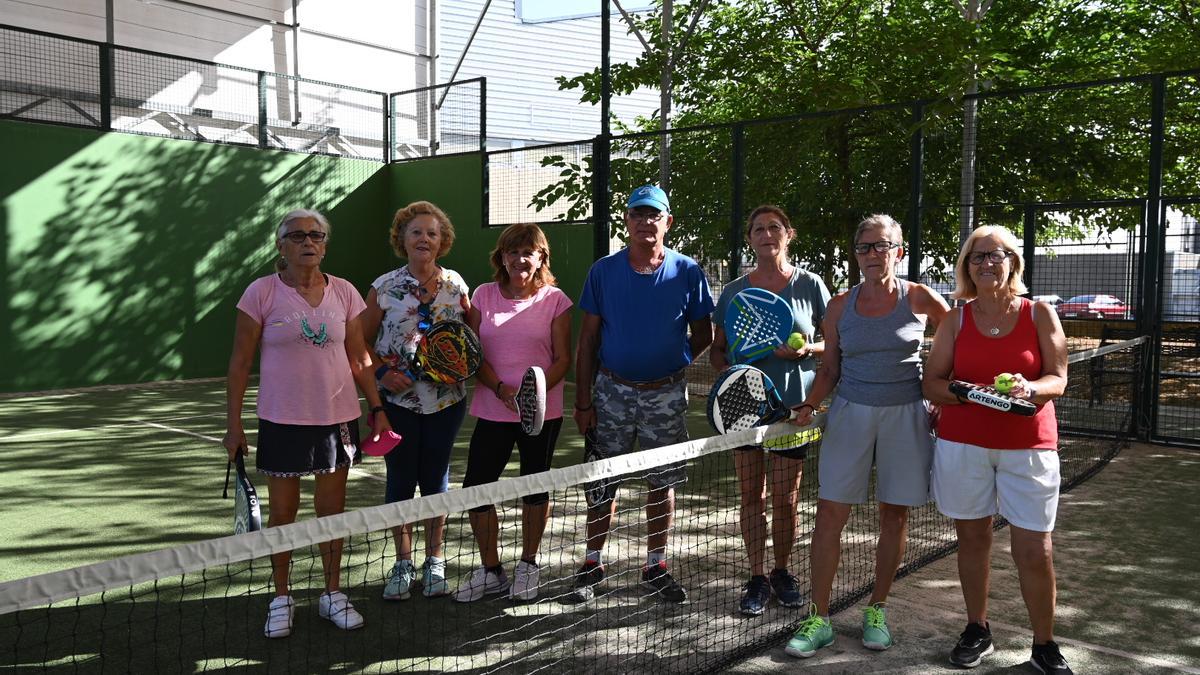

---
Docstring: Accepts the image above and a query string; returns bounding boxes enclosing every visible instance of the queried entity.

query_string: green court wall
[1,122,592,394]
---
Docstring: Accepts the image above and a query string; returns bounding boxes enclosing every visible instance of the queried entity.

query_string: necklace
[412,267,438,297]
[979,298,1015,336]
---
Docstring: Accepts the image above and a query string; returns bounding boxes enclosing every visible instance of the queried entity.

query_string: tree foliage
[533,0,1200,287]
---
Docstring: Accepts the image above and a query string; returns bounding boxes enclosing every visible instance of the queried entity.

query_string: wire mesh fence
[389,78,484,160]
[0,27,102,128]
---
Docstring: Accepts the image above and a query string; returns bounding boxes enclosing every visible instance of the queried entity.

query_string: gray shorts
[584,370,689,507]
[817,396,933,506]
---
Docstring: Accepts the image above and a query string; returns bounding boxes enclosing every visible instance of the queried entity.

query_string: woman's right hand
[380,369,415,393]
[223,424,248,462]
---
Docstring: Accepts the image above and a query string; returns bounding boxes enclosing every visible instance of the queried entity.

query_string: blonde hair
[275,209,330,272]
[490,223,557,287]
[951,225,1028,300]
[389,201,455,259]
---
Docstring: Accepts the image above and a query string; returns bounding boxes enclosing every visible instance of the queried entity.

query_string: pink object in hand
[362,430,402,457]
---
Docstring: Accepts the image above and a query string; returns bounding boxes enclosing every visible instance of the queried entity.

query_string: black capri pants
[462,417,563,512]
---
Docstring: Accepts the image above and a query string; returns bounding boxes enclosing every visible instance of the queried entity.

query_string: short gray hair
[276,209,331,241]
[854,213,904,245]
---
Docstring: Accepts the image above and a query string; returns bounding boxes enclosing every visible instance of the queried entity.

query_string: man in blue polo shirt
[569,184,715,603]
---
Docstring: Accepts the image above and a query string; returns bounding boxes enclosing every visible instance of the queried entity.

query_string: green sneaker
[785,609,834,658]
[862,603,894,650]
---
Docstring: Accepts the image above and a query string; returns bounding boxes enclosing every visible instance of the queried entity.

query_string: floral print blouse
[372,265,470,414]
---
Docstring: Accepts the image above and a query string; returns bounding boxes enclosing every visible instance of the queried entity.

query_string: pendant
[988,327,1000,336]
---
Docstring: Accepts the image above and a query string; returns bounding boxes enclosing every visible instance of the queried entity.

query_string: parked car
[1057,294,1129,319]
[1033,294,1063,308]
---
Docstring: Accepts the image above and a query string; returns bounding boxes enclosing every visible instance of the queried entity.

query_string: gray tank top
[836,281,927,406]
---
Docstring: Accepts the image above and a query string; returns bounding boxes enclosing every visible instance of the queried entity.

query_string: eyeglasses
[416,301,432,333]
[852,240,901,255]
[282,230,327,244]
[627,209,666,223]
[967,249,1013,265]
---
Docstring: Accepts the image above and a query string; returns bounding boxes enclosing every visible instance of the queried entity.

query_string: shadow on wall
[1,121,389,393]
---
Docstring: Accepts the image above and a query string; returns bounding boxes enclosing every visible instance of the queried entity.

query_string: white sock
[585,550,602,565]
[647,551,666,567]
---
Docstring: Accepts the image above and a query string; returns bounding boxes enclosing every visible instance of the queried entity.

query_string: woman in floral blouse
[362,200,470,601]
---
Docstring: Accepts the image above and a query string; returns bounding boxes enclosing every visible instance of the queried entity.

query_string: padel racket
[381,320,483,385]
[582,429,617,508]
[723,288,794,364]
[949,380,1037,416]
[706,365,791,434]
[222,453,262,535]
[515,366,547,436]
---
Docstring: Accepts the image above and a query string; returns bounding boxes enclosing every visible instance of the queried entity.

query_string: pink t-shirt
[469,283,573,422]
[236,274,367,425]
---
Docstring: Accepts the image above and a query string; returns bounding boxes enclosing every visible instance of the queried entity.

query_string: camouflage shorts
[583,371,689,508]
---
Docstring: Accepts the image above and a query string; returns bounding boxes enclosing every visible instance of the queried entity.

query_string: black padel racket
[414,320,483,385]
[706,365,791,434]
[515,366,547,436]
[949,380,1037,416]
[222,453,262,534]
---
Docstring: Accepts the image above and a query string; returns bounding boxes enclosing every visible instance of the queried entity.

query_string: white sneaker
[318,590,364,631]
[263,595,293,638]
[422,557,450,597]
[509,560,540,601]
[383,559,417,600]
[454,566,510,602]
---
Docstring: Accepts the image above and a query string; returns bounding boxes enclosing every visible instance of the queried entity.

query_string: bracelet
[495,380,504,397]
[574,402,593,412]
[374,364,390,380]
[369,405,385,415]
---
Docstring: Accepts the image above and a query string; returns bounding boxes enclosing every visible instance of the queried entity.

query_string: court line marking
[886,596,1200,673]
[134,420,386,483]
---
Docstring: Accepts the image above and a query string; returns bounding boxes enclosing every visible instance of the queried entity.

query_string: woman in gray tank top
[784,214,949,661]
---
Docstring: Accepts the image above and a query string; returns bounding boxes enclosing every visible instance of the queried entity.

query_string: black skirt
[256,418,361,477]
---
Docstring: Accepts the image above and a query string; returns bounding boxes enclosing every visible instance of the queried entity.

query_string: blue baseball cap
[626,185,670,213]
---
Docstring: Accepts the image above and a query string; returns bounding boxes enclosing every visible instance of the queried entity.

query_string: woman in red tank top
[922,226,1072,674]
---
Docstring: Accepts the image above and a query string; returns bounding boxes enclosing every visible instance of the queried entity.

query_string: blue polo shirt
[579,247,715,381]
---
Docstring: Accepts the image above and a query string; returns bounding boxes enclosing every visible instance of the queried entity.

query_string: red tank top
[938,299,1058,450]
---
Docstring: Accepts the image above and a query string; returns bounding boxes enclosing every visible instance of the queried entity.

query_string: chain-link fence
[389,78,484,160]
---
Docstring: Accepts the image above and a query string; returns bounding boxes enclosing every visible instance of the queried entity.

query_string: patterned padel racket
[706,365,791,434]
[515,366,547,436]
[949,380,1037,416]
[222,453,262,535]
[723,288,794,364]
[414,321,483,384]
[581,429,617,508]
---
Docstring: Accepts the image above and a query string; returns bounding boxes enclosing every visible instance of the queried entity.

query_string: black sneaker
[769,569,803,608]
[1030,640,1073,674]
[949,621,994,668]
[640,562,688,603]
[566,561,605,603]
[739,575,771,616]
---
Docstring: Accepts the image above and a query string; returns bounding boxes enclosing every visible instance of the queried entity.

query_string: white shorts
[817,397,933,506]
[932,439,1060,532]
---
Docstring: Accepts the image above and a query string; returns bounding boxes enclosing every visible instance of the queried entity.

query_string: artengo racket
[380,320,483,386]
[723,288,794,364]
[949,380,1037,416]
[706,365,792,434]
[515,366,547,436]
[222,453,262,535]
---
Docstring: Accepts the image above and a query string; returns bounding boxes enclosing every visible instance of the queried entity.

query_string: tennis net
[0,337,1146,673]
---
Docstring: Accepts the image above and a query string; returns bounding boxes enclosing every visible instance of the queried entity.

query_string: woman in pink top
[923,226,1071,674]
[223,209,392,639]
[451,223,572,604]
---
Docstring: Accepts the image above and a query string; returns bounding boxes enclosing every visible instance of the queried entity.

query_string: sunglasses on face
[282,230,327,244]
[968,249,1013,265]
[852,240,901,255]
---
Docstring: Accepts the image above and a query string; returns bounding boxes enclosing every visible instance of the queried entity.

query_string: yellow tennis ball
[994,373,1016,393]
[787,332,807,350]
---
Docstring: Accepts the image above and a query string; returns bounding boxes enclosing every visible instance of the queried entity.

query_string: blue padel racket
[949,380,1037,416]
[723,288,794,364]
[222,453,262,535]
[706,365,791,434]
[515,366,547,436]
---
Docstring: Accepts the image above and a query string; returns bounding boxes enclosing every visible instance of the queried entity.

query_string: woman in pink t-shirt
[450,223,572,603]
[223,209,392,639]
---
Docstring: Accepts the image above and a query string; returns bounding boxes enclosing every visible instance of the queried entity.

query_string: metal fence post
[1022,204,1036,293]
[382,93,391,163]
[1137,73,1167,440]
[730,123,745,279]
[906,102,924,282]
[593,135,611,262]
[257,71,268,149]
[99,44,113,131]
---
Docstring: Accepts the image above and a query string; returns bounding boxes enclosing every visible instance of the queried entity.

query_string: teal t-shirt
[714,267,831,406]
